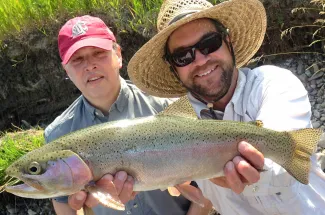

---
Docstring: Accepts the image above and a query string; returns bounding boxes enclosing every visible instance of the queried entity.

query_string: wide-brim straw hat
[128,0,267,98]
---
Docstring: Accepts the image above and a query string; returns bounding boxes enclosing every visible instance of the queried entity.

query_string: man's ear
[225,34,231,43]
[62,63,70,79]
[115,44,123,68]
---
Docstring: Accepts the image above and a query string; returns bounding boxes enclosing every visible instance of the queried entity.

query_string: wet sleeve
[52,196,69,203]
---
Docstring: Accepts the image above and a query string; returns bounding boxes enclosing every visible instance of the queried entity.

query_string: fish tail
[282,128,322,184]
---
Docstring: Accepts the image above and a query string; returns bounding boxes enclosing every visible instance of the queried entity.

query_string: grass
[248,0,325,66]
[0,128,44,191]
[0,0,225,40]
[0,0,163,39]
[282,0,324,48]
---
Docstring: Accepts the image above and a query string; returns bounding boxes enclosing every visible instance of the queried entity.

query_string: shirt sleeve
[53,196,69,203]
[253,68,312,131]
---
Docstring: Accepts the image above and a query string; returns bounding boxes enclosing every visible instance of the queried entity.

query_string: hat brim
[62,38,113,64]
[128,0,266,98]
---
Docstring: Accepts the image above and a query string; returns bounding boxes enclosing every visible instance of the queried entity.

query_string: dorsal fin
[158,96,198,119]
[248,120,264,127]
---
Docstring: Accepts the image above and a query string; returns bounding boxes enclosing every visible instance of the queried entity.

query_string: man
[45,15,211,215]
[127,0,325,214]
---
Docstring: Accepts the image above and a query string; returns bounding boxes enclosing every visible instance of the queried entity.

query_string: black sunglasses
[166,32,224,67]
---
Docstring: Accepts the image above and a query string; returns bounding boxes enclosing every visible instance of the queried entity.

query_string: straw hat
[128,0,267,98]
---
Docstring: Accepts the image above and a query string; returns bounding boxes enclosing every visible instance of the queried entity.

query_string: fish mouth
[5,176,46,198]
[6,183,39,193]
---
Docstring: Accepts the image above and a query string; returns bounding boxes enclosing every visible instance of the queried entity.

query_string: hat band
[168,10,201,26]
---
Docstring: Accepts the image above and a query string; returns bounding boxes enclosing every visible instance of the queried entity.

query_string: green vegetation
[279,0,325,71]
[282,0,324,50]
[0,129,44,190]
[0,0,163,39]
[0,0,226,40]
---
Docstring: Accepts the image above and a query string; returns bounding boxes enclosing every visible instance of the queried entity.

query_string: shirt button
[252,185,259,192]
[127,211,132,214]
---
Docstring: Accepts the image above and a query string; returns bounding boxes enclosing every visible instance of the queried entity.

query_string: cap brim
[62,38,113,64]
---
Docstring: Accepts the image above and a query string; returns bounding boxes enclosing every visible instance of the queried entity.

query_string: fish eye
[28,162,42,175]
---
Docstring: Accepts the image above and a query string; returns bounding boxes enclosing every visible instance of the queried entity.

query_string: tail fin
[282,128,322,184]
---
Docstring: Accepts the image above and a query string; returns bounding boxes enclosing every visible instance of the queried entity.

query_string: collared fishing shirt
[189,65,325,215]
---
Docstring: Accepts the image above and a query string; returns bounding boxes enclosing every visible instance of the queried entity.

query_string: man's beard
[188,63,234,102]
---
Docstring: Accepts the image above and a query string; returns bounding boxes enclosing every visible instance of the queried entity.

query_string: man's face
[167,19,235,101]
[63,46,122,101]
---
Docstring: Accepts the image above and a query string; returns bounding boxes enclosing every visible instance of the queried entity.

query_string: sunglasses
[166,32,224,67]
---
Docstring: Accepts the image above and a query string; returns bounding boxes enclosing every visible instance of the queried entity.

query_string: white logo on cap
[72,21,88,38]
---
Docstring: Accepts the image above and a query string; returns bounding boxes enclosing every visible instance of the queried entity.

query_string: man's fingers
[174,183,205,206]
[68,191,87,210]
[238,141,264,170]
[113,171,128,195]
[224,161,245,194]
[96,174,114,187]
[118,176,135,204]
[95,174,121,202]
[130,191,139,200]
[168,187,181,196]
[84,193,100,208]
[167,181,191,196]
[233,156,260,184]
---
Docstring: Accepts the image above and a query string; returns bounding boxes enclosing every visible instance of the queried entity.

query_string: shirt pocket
[242,159,300,214]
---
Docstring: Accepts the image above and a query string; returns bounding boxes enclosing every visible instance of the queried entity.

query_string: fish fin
[282,128,323,184]
[87,185,125,211]
[174,184,205,207]
[82,206,95,215]
[158,96,197,119]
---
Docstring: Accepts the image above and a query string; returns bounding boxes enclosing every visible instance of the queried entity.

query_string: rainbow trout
[4,96,323,211]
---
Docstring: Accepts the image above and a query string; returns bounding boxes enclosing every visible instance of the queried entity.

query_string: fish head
[5,149,92,199]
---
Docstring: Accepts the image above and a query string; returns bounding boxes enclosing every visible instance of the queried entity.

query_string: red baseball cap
[58,15,116,64]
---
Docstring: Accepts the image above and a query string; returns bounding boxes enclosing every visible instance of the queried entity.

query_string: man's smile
[195,65,218,78]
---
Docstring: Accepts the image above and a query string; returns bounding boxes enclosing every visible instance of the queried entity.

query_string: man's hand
[68,172,138,210]
[209,141,264,194]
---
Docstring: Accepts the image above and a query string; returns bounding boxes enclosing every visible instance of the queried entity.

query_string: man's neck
[197,68,239,112]
[85,84,121,116]
[213,68,238,112]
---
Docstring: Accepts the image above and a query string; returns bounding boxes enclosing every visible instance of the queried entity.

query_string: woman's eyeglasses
[166,32,224,67]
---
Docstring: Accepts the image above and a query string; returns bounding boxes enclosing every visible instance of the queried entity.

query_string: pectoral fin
[174,184,205,208]
[86,183,125,211]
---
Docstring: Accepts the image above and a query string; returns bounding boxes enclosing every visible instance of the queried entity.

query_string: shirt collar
[82,76,130,118]
[188,68,248,118]
[230,68,247,116]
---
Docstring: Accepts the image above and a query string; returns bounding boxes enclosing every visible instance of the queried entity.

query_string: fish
[4,96,323,212]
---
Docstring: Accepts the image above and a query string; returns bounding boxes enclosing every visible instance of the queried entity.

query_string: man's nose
[193,49,210,67]
[84,56,97,71]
